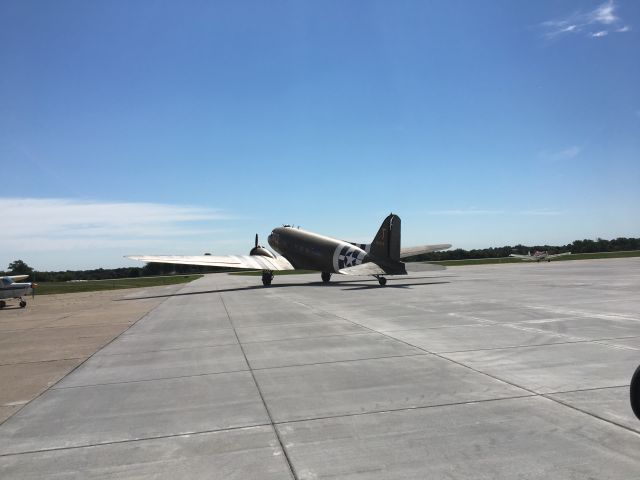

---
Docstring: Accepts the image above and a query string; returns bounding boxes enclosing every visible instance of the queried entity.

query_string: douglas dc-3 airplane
[128,214,451,286]
[0,275,37,308]
[509,250,571,262]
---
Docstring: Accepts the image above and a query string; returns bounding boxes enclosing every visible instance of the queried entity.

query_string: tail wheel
[321,272,332,283]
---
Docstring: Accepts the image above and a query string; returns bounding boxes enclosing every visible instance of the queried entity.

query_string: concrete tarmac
[1,258,639,478]
[0,285,185,424]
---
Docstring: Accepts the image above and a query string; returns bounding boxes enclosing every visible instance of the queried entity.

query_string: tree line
[1,259,228,282]
[2,237,639,281]
[406,237,640,262]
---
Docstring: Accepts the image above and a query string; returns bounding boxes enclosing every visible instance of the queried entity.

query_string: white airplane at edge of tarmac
[509,250,572,262]
[0,275,37,308]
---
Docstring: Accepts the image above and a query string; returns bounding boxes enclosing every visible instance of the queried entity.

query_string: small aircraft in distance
[128,213,451,286]
[509,250,571,262]
[0,275,37,308]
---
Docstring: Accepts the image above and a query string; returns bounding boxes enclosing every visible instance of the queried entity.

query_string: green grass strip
[35,275,203,295]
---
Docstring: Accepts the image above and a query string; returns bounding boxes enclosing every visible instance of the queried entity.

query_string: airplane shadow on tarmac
[117,275,452,301]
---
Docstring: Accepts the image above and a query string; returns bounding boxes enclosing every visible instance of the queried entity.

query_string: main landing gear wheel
[0,300,5,309]
[321,272,332,283]
[378,277,387,286]
[19,300,27,308]
[631,364,640,420]
[261,271,274,286]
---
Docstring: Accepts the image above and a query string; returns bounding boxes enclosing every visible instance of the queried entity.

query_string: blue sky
[1,0,639,270]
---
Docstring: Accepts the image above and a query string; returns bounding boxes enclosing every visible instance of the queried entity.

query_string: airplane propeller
[249,233,275,259]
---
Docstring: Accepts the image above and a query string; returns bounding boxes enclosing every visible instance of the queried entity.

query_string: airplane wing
[338,262,388,276]
[9,275,30,282]
[509,254,535,260]
[126,254,295,271]
[399,244,451,259]
[548,252,571,259]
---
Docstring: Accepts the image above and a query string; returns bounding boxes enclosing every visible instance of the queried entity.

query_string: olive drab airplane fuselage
[268,227,372,273]
[128,214,451,286]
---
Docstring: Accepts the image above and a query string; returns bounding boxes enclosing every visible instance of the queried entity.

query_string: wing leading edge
[509,254,536,260]
[126,254,295,271]
[8,275,30,282]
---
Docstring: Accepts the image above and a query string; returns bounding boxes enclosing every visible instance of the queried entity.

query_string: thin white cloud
[423,209,565,216]
[540,1,631,40]
[517,210,566,216]
[592,0,618,24]
[2,198,232,253]
[539,145,582,162]
[425,209,504,216]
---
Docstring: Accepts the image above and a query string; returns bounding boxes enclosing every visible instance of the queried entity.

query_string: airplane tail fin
[370,214,401,262]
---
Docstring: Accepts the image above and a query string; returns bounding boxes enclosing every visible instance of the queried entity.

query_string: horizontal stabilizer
[400,244,451,259]
[126,254,295,271]
[338,262,388,276]
[404,262,446,272]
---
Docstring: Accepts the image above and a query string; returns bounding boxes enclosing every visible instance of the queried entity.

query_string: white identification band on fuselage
[332,243,367,273]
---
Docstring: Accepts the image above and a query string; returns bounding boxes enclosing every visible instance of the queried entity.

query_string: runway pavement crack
[50,368,251,390]
[273,393,536,426]
[282,296,640,437]
[96,341,239,356]
[0,423,273,458]
[219,294,298,480]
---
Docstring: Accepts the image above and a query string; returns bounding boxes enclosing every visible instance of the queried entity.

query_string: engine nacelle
[250,246,276,258]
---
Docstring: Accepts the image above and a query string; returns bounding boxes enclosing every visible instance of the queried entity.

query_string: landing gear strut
[321,272,332,284]
[261,271,274,286]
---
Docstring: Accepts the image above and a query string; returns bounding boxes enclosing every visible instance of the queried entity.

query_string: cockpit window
[2,277,14,286]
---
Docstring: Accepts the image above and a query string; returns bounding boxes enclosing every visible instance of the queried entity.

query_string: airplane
[0,275,37,308]
[509,250,571,262]
[128,213,451,286]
